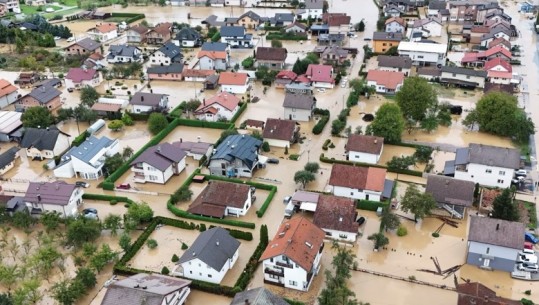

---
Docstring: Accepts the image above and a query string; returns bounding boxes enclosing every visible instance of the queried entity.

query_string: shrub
[199,223,207,232]
[146,239,158,249]
[110,200,118,205]
[329,143,335,148]
[161,266,170,275]
[408,275,416,281]
[289,154,300,161]
[171,254,179,262]
[525,290,532,295]
[432,232,440,238]
[322,139,331,150]
[262,141,270,152]
[357,200,389,211]
[312,115,330,134]
[257,186,277,218]
[181,243,188,250]
[396,226,408,236]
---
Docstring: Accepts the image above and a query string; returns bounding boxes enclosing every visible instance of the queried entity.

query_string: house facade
[146,23,172,45]
[440,66,487,88]
[297,0,324,20]
[328,164,388,202]
[87,23,118,42]
[198,42,229,70]
[372,32,403,53]
[304,64,334,88]
[411,18,443,37]
[150,42,182,66]
[195,92,240,122]
[385,17,406,33]
[220,26,253,48]
[65,68,102,89]
[366,70,405,94]
[147,63,184,81]
[209,134,262,178]
[187,181,253,218]
[0,79,18,109]
[218,72,249,94]
[173,27,203,47]
[283,92,316,121]
[262,118,299,148]
[255,47,287,70]
[20,127,70,159]
[397,41,447,66]
[15,86,62,112]
[376,55,412,76]
[23,182,83,218]
[107,45,143,64]
[130,142,187,184]
[129,92,169,113]
[345,134,384,164]
[125,25,149,44]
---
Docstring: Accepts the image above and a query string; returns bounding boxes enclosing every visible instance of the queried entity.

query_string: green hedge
[82,193,135,205]
[167,203,256,229]
[256,185,277,218]
[72,131,90,147]
[312,115,330,135]
[230,102,247,124]
[265,32,308,41]
[208,225,253,241]
[319,153,423,177]
[126,111,150,121]
[115,218,159,272]
[110,12,145,23]
[357,199,389,211]
[198,154,208,166]
[234,225,268,290]
[201,174,275,191]
[285,299,306,305]
[177,118,233,129]
[169,104,183,118]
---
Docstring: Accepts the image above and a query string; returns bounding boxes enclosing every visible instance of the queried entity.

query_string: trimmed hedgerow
[234,225,268,290]
[319,153,424,177]
[230,102,247,124]
[356,200,389,211]
[167,203,256,229]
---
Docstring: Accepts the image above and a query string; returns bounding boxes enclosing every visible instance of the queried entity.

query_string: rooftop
[282,92,316,110]
[63,136,115,167]
[398,41,448,53]
[377,55,412,69]
[187,181,251,218]
[24,181,77,205]
[313,195,359,233]
[218,72,248,86]
[329,164,386,192]
[441,66,488,78]
[425,175,475,207]
[346,134,384,155]
[27,85,61,104]
[0,79,17,98]
[230,287,288,305]
[255,47,287,61]
[0,111,22,134]
[20,127,68,151]
[468,216,525,249]
[262,118,297,141]
[455,143,520,169]
[373,32,404,41]
[66,68,98,83]
[131,142,187,171]
[196,92,240,112]
[366,70,405,90]
[129,92,167,107]
[210,134,262,169]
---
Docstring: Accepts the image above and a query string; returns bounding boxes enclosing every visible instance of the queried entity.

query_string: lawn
[43,7,82,18]
[518,200,538,230]
[58,0,79,6]
[20,4,63,15]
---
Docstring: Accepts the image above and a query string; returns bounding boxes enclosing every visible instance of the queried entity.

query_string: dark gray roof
[172,141,213,155]
[238,10,262,21]
[201,42,228,52]
[220,26,245,37]
[177,227,240,271]
[230,287,289,305]
[34,78,62,89]
[456,144,520,168]
[382,179,394,199]
[468,216,525,249]
[70,37,101,51]
[129,92,167,106]
[101,274,191,305]
[147,63,184,74]
[157,42,182,60]
[202,15,225,27]
[373,32,404,41]
[211,134,262,169]
[20,127,67,150]
[310,24,329,31]
[108,45,141,58]
[24,181,76,206]
[425,175,475,207]
[305,0,323,9]
[273,13,295,23]
[318,33,345,41]
[61,136,115,166]
[27,85,61,104]
[429,0,446,10]
[441,66,487,78]
[283,92,316,110]
[443,160,455,175]
[417,67,442,77]
[377,55,412,69]
[0,147,18,169]
[131,142,187,171]
[175,27,201,41]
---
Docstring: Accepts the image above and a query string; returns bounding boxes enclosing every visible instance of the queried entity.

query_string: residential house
[268,13,295,27]
[54,136,119,179]
[285,83,313,95]
[204,74,219,89]
[275,71,297,89]
[220,26,253,48]
[456,282,521,305]
[385,17,406,33]
[150,42,183,66]
[484,45,512,61]
[64,37,101,56]
[262,118,299,148]
[283,92,316,121]
[91,103,122,118]
[101,274,191,305]
[147,63,184,81]
[183,69,217,82]
[397,41,447,66]
[384,4,404,17]
[23,182,83,218]
[428,0,447,16]
[107,45,142,63]
[173,27,203,47]
[0,111,22,142]
[285,22,308,34]
[194,92,240,121]
[317,33,346,46]
[244,119,265,131]
[87,23,118,42]
[440,66,487,88]
[255,47,287,70]
[15,85,62,112]
[187,180,253,218]
[130,143,186,184]
[126,25,149,44]
[444,143,520,188]
[14,72,40,88]
[487,37,511,51]
[425,175,475,219]
[410,18,443,37]
[476,2,504,24]
[208,134,262,178]
[0,79,18,109]
[290,191,320,212]
[448,0,485,22]
[313,195,359,242]
[315,45,349,65]
[468,25,491,44]
[219,72,250,94]
[175,227,240,284]
[377,55,412,76]
[172,141,213,161]
[129,92,169,113]
[260,217,325,291]
[83,53,106,70]
[304,64,334,88]
[372,32,404,53]
[236,10,264,29]
[198,42,229,70]
[0,0,19,14]
[146,23,172,45]
[20,127,70,159]
[65,68,102,90]
[366,70,405,94]
[480,28,513,48]
[345,134,384,164]
[297,0,324,20]
[322,13,351,34]
[328,163,392,202]
[0,147,19,175]
[466,216,525,272]
[229,287,288,305]
[518,1,535,13]
[483,57,516,85]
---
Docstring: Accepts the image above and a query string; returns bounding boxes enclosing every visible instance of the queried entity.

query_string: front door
[482,258,490,268]
[365,194,369,201]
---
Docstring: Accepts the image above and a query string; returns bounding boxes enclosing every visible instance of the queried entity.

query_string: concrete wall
[332,185,382,201]
[284,107,312,121]
[347,150,380,164]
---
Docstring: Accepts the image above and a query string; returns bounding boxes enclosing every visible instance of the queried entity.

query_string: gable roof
[455,143,520,168]
[147,63,184,75]
[91,102,122,112]
[156,42,182,59]
[187,181,251,218]
[377,55,412,69]
[220,26,245,37]
[262,118,296,141]
[102,274,191,305]
[237,10,262,21]
[211,134,262,168]
[468,216,525,249]
[129,92,167,106]
[172,141,213,156]
[197,92,240,112]
[63,136,115,166]
[93,23,116,33]
[385,17,406,26]
[178,227,240,270]
[108,45,140,58]
[346,134,384,155]
[305,0,323,9]
[197,49,227,60]
[313,195,359,233]
[305,64,334,83]
[255,47,287,61]
[128,25,149,35]
[286,21,308,30]
[230,287,288,305]
[0,147,18,169]
[456,282,521,305]
[27,85,61,104]
[373,31,404,41]
[322,13,351,26]
[329,164,386,192]
[182,69,216,78]
[175,27,201,41]
[0,111,22,135]
[20,127,68,150]
[441,66,487,77]
[66,68,98,82]
[484,45,512,59]
[201,42,228,51]
[276,70,297,80]
[483,57,512,72]
[488,37,511,49]
[218,72,248,86]
[260,217,325,271]
[131,142,186,171]
[283,92,316,110]
[412,17,442,28]
[24,181,76,205]
[425,175,475,207]
[429,0,446,10]
[149,22,172,36]
[366,70,405,90]
[0,79,17,98]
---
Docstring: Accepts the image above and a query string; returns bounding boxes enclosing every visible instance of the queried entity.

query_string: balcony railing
[275,261,293,268]
[264,267,284,277]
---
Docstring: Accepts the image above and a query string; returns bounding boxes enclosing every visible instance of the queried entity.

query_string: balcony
[264,267,284,277]
[275,261,293,268]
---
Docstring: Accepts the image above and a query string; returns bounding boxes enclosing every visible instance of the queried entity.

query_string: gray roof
[441,66,487,78]
[318,33,345,41]
[131,142,187,171]
[177,227,240,271]
[271,13,295,24]
[20,127,68,150]
[377,55,412,69]
[310,24,329,31]
[24,181,77,205]
[101,274,191,305]
[157,42,182,60]
[0,147,18,169]
[305,0,323,9]
[429,0,446,10]
[147,63,184,74]
[238,10,262,21]
[175,27,201,41]
[27,85,61,104]
[455,144,520,168]
[129,92,167,106]
[211,134,262,169]
[108,45,141,59]
[425,175,475,207]
[283,92,316,110]
[230,287,289,305]
[202,15,225,27]
[468,216,525,249]
[417,67,442,77]
[220,26,245,37]
[70,37,101,51]
[172,141,213,155]
[61,136,115,167]
[201,42,228,52]
[382,179,394,199]
[373,32,404,41]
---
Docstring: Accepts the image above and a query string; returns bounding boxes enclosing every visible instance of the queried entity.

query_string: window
[486,247,490,254]
[466,75,470,79]
[289,280,297,286]
[497,179,504,184]
[189,271,192,274]
[499,171,505,175]
[485,169,492,173]
[383,43,387,46]
[270,258,273,262]
[199,272,202,276]
[208,274,212,278]
[417,55,424,59]
[350,192,354,196]
[269,274,279,279]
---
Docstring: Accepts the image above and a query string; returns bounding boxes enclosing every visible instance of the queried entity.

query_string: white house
[220,26,253,48]
[107,45,143,64]
[260,217,325,291]
[187,181,253,218]
[345,134,384,164]
[218,72,249,94]
[23,181,83,218]
[197,42,229,70]
[411,18,443,37]
[65,68,102,90]
[194,92,240,122]
[440,66,487,88]
[328,163,390,202]
[172,141,213,161]
[445,143,520,189]
[174,227,240,284]
[297,0,324,20]
[366,70,405,94]
[149,42,183,66]
[483,57,518,85]
[397,41,447,66]
[0,79,18,109]
[130,142,187,184]
[129,92,169,113]
[304,64,334,88]
[282,92,316,121]
[87,23,118,42]
[262,118,299,148]
[0,147,19,176]
[20,127,70,160]
[385,17,406,33]
[54,136,119,180]
[313,195,359,242]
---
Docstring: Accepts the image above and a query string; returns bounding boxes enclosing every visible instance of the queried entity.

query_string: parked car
[267,158,280,164]
[517,254,538,263]
[525,232,539,244]
[75,181,90,188]
[67,88,74,93]
[54,36,61,40]
[283,196,292,204]
[116,183,131,190]
[515,169,527,177]
[356,216,366,226]
[517,262,539,273]
[317,88,326,93]
[67,36,75,42]
[284,201,295,218]
[82,208,98,220]
[364,37,372,41]
[524,242,535,250]
[521,249,536,256]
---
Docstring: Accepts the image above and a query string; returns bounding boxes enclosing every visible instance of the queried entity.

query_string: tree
[66,218,101,247]
[217,129,239,144]
[11,211,34,229]
[122,146,134,160]
[51,280,80,305]
[119,232,131,252]
[413,146,433,163]
[20,107,54,128]
[0,264,19,290]
[74,105,98,124]
[148,112,168,135]
[89,244,117,272]
[56,108,75,122]
[102,214,122,236]
[384,46,398,56]
[0,293,12,305]
[271,39,283,48]
[241,56,254,69]
[304,162,320,173]
[368,233,389,250]
[386,156,415,170]
[294,170,315,189]
[80,86,99,107]
[75,267,96,289]
[171,185,193,204]
[400,184,437,222]
[355,20,365,32]
[107,120,124,131]
[331,119,346,136]
[380,208,400,231]
[318,243,359,305]
[262,141,270,152]
[146,239,158,249]
[395,76,438,128]
[260,224,269,246]
[103,153,124,176]
[184,99,201,113]
[40,211,61,232]
[126,202,154,226]
[365,103,405,143]
[121,113,134,126]
[491,188,520,221]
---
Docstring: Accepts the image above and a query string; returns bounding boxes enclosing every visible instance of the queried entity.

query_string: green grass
[21,4,63,15]
[517,140,531,164]
[43,7,82,18]
[521,201,538,230]
[105,17,131,22]
[58,0,79,6]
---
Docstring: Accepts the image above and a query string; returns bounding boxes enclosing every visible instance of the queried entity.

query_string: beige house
[0,147,19,175]
[15,85,62,112]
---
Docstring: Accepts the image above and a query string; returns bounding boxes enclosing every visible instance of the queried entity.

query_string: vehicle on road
[267,158,280,164]
[317,88,326,93]
[517,262,539,273]
[116,183,131,190]
[517,254,538,263]
[67,36,75,42]
[525,232,539,244]
[516,169,528,177]
[75,181,90,188]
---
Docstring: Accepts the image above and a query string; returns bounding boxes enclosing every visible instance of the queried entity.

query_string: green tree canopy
[368,232,389,249]
[107,120,124,131]
[491,188,519,221]
[80,86,99,107]
[21,107,54,128]
[294,170,316,189]
[102,214,122,236]
[66,218,101,247]
[148,113,168,135]
[126,202,154,227]
[366,103,405,143]
[395,76,438,126]
[380,208,401,231]
[271,39,283,48]
[304,162,320,173]
[400,184,437,222]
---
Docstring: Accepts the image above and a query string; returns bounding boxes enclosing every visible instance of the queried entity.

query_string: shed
[87,119,105,135]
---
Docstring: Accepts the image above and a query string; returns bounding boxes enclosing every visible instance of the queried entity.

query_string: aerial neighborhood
[0,0,538,304]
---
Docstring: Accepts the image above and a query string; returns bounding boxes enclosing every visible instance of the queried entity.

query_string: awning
[300,202,317,212]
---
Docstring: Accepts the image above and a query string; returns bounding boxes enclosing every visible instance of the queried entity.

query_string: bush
[110,200,118,205]
[181,243,188,250]
[289,154,300,161]
[432,232,440,238]
[256,186,277,217]
[161,266,170,275]
[262,141,270,152]
[312,115,329,134]
[199,223,207,232]
[146,239,158,249]
[397,226,408,236]
[171,254,179,262]
[525,290,532,295]
[322,139,331,150]
[234,225,269,290]
[357,200,389,211]
[72,131,90,147]
[230,102,247,123]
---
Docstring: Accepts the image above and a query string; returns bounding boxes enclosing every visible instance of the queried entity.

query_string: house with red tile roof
[313,195,359,242]
[303,64,334,88]
[462,45,512,67]
[483,57,518,85]
[457,282,520,305]
[328,163,391,202]
[366,70,405,94]
[197,42,229,70]
[187,180,253,218]
[87,23,118,42]
[262,118,299,148]
[322,13,351,34]
[194,92,240,122]
[260,217,325,291]
[146,22,172,45]
[218,72,249,94]
[275,70,297,88]
[65,68,102,90]
[345,134,384,164]
[487,37,511,51]
[0,79,18,109]
[385,17,406,33]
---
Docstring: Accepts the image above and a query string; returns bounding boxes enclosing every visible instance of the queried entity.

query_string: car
[82,208,98,215]
[283,196,292,204]
[75,181,90,188]
[524,242,535,250]
[267,158,280,164]
[525,232,539,244]
[517,262,539,273]
[116,183,131,190]
[341,82,347,88]
[521,249,536,256]
[364,37,372,41]
[517,254,538,263]
[67,36,75,42]
[54,36,61,40]
[515,169,527,177]
[317,88,326,93]
[356,216,366,226]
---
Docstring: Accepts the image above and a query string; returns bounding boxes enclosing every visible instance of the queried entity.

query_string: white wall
[266,138,290,148]
[398,49,446,65]
[454,163,514,188]
[347,150,380,164]
[180,248,239,284]
[440,71,485,88]
[311,81,334,89]
[196,104,238,121]
[322,228,357,242]
[0,91,18,109]
[332,185,382,201]
[25,188,83,218]
[284,107,312,121]
[378,66,411,76]
[225,191,252,217]
[162,287,191,305]
[221,84,248,94]
[385,22,405,33]
[150,50,173,66]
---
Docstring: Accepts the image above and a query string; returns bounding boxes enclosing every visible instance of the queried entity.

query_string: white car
[516,169,527,176]
[317,88,326,93]
[517,262,539,273]
[517,253,538,263]
[67,37,75,42]
[521,249,536,256]
[54,36,61,40]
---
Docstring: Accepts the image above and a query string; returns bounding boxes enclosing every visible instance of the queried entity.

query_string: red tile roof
[305,64,334,84]
[346,134,384,154]
[66,68,98,82]
[262,118,296,141]
[197,50,227,60]
[187,181,251,218]
[487,70,512,79]
[366,70,405,90]
[245,119,265,128]
[313,195,359,233]
[0,79,17,98]
[324,13,351,26]
[487,37,510,49]
[385,17,406,27]
[483,57,512,72]
[485,45,511,59]
[457,282,521,305]
[276,70,297,80]
[91,102,121,112]
[182,69,216,78]
[218,72,248,86]
[92,23,117,33]
[196,92,240,112]
[329,164,386,192]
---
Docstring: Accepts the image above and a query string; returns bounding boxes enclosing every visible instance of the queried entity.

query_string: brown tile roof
[260,217,325,271]
[322,13,351,26]
[91,102,121,112]
[488,37,511,49]
[197,50,227,60]
[471,26,491,33]
[366,70,405,90]
[66,68,98,82]
[385,17,406,26]
[329,164,386,192]
[151,22,172,35]
[187,181,251,218]
[24,182,76,206]
[218,72,248,86]
[196,92,240,112]
[129,25,149,35]
[0,79,17,98]
[457,282,521,305]
[255,47,287,61]
[182,69,216,78]
[346,134,383,155]
[92,23,117,33]
[425,175,475,207]
[468,216,525,249]
[245,119,265,128]
[313,195,358,233]
[262,118,296,141]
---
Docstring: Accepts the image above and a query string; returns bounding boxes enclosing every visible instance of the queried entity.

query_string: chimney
[496,223,499,230]
[374,139,377,144]
[157,146,161,152]
[141,95,144,102]
[216,241,220,246]
[55,184,59,190]
[37,194,41,202]
[203,98,205,106]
